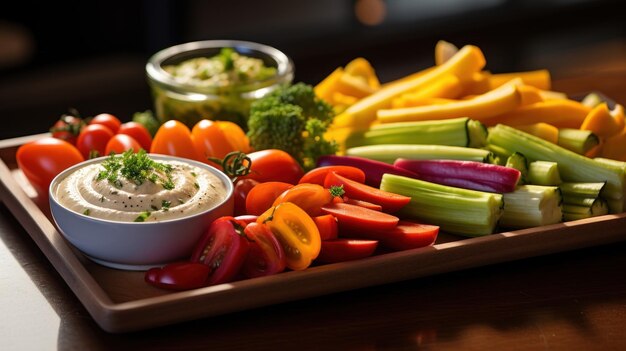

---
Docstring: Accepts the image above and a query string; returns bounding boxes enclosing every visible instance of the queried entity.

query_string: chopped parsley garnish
[134,211,151,222]
[83,209,91,216]
[96,150,175,190]
[150,205,158,211]
[194,182,199,189]
[161,200,171,211]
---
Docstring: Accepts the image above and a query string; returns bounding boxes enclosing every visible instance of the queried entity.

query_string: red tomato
[343,197,382,211]
[16,137,85,197]
[316,239,378,264]
[233,178,260,216]
[117,121,152,151]
[104,134,142,155]
[244,149,304,184]
[324,172,411,213]
[144,262,210,291]
[272,183,332,217]
[191,119,234,159]
[321,202,399,232]
[50,115,84,145]
[299,165,366,185]
[245,181,293,216]
[313,215,338,240]
[151,120,203,162]
[190,217,249,285]
[242,222,286,278]
[76,123,114,159]
[345,220,439,251]
[90,113,121,133]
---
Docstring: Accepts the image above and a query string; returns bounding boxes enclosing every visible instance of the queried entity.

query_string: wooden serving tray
[1,134,625,333]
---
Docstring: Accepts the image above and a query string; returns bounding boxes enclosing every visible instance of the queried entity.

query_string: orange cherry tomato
[76,123,115,159]
[16,137,84,197]
[245,181,293,216]
[90,113,121,133]
[272,183,332,217]
[117,121,152,151]
[104,134,142,155]
[258,202,321,271]
[151,120,203,162]
[191,119,234,159]
[244,149,304,184]
[313,214,338,240]
[216,121,251,153]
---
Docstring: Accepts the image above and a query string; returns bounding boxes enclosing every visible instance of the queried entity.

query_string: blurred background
[0,0,624,139]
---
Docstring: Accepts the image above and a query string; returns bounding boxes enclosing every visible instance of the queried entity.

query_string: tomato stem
[208,151,252,182]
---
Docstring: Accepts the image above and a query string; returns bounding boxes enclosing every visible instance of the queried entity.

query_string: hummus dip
[54,151,228,222]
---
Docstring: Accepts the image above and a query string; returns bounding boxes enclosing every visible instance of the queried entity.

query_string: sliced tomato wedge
[190,217,249,285]
[343,197,382,211]
[313,214,338,240]
[299,165,366,185]
[144,262,210,291]
[321,202,399,232]
[242,222,286,278]
[343,220,439,251]
[324,172,411,213]
[316,239,378,264]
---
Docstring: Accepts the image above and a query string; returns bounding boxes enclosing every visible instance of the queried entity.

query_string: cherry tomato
[117,121,152,151]
[233,178,260,216]
[316,239,379,264]
[298,165,366,185]
[313,215,338,240]
[245,181,293,216]
[244,149,304,184]
[16,137,85,197]
[344,220,439,251]
[90,113,121,133]
[272,183,332,217]
[76,123,114,159]
[234,215,259,225]
[104,134,142,155]
[191,119,234,159]
[151,120,203,162]
[145,262,210,291]
[324,172,411,213]
[50,115,85,145]
[190,217,249,285]
[242,222,286,278]
[258,202,321,271]
[321,202,399,232]
[217,121,251,153]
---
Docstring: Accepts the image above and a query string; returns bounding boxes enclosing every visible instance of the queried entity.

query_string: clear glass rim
[146,39,294,95]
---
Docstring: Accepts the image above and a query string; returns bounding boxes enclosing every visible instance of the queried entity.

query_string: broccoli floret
[247,83,337,170]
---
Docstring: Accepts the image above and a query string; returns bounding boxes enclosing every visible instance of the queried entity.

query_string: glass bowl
[146,39,294,129]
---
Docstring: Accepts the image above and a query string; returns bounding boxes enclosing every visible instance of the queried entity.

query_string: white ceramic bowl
[49,154,234,271]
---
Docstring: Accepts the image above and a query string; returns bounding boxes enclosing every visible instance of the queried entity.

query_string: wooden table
[2,56,626,351]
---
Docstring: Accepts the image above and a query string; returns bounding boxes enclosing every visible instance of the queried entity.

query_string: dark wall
[0,0,624,138]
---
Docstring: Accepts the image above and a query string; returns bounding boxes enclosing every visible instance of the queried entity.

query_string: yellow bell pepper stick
[392,74,463,108]
[517,84,544,106]
[345,57,381,89]
[435,40,459,65]
[377,78,522,124]
[580,102,622,138]
[482,99,591,128]
[489,69,552,90]
[514,122,559,144]
[459,71,492,96]
[315,67,344,103]
[331,44,486,131]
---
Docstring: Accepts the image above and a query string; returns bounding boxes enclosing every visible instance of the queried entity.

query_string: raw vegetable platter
[2,134,626,333]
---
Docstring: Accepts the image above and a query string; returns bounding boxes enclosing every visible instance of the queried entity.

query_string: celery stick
[528,161,562,186]
[487,124,625,212]
[559,182,605,198]
[500,185,562,228]
[362,117,470,146]
[346,144,495,164]
[505,152,528,185]
[484,144,513,164]
[558,128,599,155]
[562,198,609,221]
[467,119,488,148]
[380,174,503,237]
